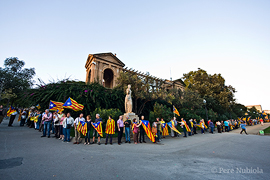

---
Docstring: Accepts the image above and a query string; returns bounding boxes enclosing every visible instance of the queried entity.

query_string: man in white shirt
[73,113,85,144]
[63,112,74,142]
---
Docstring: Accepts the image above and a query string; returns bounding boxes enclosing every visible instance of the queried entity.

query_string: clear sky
[0,0,269,109]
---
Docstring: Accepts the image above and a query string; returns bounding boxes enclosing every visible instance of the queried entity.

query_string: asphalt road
[0,117,269,180]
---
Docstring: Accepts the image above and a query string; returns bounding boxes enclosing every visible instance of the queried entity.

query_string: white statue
[125,84,132,113]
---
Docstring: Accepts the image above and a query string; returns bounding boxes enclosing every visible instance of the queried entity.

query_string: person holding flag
[7,106,17,127]
[105,115,115,145]
[132,118,140,144]
[139,115,146,143]
[161,118,168,138]
[92,114,103,145]
[180,118,191,137]
[84,115,92,145]
[73,113,85,144]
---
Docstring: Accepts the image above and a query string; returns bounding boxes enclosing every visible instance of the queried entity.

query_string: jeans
[201,128,204,134]
[20,118,26,126]
[225,126,229,132]
[36,119,41,130]
[183,128,187,137]
[63,128,71,142]
[51,122,55,134]
[125,127,130,142]
[43,121,51,136]
[157,130,161,141]
[85,130,91,143]
[210,127,214,133]
[59,125,63,135]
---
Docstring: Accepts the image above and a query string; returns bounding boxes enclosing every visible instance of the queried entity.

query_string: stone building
[85,52,185,91]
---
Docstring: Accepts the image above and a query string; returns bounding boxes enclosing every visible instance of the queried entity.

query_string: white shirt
[63,117,74,128]
[74,117,85,126]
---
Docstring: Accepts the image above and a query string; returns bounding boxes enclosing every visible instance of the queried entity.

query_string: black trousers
[8,115,16,126]
[139,127,145,142]
[118,127,123,143]
[54,125,60,138]
[240,129,247,134]
[193,126,197,134]
[106,134,113,144]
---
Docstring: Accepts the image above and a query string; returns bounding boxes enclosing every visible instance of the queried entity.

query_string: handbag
[152,127,157,134]
[66,118,71,129]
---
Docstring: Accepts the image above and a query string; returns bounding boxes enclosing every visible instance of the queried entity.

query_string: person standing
[180,118,187,137]
[59,113,66,140]
[193,119,197,134]
[84,115,92,145]
[8,108,17,127]
[224,120,229,132]
[139,115,146,143]
[0,105,4,124]
[156,118,161,142]
[53,112,60,138]
[74,113,85,144]
[63,112,74,142]
[170,118,175,137]
[216,121,221,133]
[20,109,27,126]
[152,120,158,143]
[36,111,42,130]
[209,120,214,134]
[200,119,206,134]
[105,115,115,145]
[173,117,178,137]
[187,119,192,136]
[240,122,248,135]
[92,114,102,145]
[124,116,131,143]
[132,118,140,144]
[189,119,194,135]
[260,118,264,126]
[41,110,52,138]
[117,116,124,145]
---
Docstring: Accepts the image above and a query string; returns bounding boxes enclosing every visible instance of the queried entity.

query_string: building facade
[85,52,185,91]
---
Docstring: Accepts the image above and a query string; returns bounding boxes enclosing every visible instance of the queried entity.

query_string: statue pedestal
[123,112,139,122]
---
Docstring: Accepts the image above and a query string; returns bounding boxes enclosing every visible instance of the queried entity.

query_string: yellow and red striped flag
[162,123,169,136]
[105,119,115,134]
[63,97,84,111]
[183,120,191,132]
[173,106,180,116]
[7,106,16,117]
[167,121,181,134]
[49,101,64,111]
[141,120,155,142]
[77,121,87,136]
[17,110,22,122]
[92,121,103,137]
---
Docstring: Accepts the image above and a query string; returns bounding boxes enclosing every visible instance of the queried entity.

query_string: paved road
[0,118,269,180]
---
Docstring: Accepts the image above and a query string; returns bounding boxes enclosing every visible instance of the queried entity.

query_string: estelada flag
[162,123,169,136]
[7,106,16,117]
[17,110,22,122]
[182,120,191,132]
[105,119,115,134]
[36,104,41,109]
[63,97,84,111]
[167,121,181,134]
[49,101,64,111]
[141,120,155,142]
[173,106,180,116]
[77,120,87,136]
[92,121,103,137]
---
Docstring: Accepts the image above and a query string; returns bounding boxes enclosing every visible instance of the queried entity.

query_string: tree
[0,57,35,104]
[182,68,236,116]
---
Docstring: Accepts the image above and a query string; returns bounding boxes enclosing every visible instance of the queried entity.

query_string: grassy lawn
[263,126,270,134]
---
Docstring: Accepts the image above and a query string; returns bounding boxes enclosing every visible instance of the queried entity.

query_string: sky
[0,0,269,109]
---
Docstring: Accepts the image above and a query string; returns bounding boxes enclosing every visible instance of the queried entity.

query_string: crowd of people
[1,105,267,145]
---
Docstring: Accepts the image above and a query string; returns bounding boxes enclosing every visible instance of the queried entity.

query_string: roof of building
[85,52,125,68]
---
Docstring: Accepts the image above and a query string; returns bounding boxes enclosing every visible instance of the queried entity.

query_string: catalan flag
[182,120,191,132]
[49,101,64,111]
[162,123,169,136]
[7,106,16,117]
[63,97,84,111]
[167,121,181,134]
[77,120,87,136]
[141,120,155,142]
[17,110,22,122]
[105,119,115,134]
[173,106,180,116]
[199,122,207,129]
[92,121,103,137]
[36,104,41,109]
